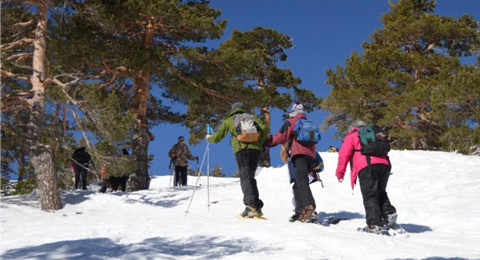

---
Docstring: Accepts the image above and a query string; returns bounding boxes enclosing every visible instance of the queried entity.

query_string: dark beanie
[231,102,244,111]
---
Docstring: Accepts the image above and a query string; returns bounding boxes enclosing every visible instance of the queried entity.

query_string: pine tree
[209,164,226,177]
[49,0,228,190]
[216,28,299,167]
[185,28,321,165]
[1,1,137,206]
[323,0,480,152]
[1,0,62,210]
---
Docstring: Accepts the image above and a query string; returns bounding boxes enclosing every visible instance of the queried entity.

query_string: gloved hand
[338,178,343,183]
[264,135,273,147]
[195,156,199,160]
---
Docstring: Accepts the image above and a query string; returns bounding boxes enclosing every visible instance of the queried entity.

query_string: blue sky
[150,0,480,177]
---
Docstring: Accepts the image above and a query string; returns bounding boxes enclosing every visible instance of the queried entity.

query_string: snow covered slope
[1,150,480,260]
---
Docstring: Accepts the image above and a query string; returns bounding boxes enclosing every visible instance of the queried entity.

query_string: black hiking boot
[289,211,301,222]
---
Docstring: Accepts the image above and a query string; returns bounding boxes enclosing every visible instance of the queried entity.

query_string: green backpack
[357,124,390,156]
[356,124,391,168]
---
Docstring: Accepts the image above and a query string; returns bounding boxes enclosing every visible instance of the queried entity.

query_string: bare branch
[7,53,32,64]
[12,19,35,28]
[1,90,34,112]
[53,73,81,86]
[1,38,34,51]
[1,69,30,82]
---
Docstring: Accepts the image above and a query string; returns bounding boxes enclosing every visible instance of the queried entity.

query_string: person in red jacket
[265,102,317,222]
[335,120,397,233]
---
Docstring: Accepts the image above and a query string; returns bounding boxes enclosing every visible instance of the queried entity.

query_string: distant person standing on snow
[265,102,319,222]
[72,140,91,190]
[168,136,198,186]
[206,102,269,218]
[100,149,131,193]
[327,145,338,153]
[335,120,397,234]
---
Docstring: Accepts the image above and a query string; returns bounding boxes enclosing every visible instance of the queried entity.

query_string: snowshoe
[384,213,408,237]
[386,223,408,237]
[237,206,264,219]
[297,205,316,223]
[357,225,389,236]
[318,216,343,226]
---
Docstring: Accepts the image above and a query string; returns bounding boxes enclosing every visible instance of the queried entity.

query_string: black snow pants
[235,149,263,209]
[74,164,88,190]
[292,155,316,212]
[174,166,188,186]
[358,163,396,227]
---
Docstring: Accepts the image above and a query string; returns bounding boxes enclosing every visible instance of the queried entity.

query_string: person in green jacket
[206,102,269,218]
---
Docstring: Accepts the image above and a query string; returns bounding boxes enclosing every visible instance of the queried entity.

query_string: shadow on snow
[316,211,364,221]
[0,189,94,208]
[2,235,279,260]
[400,223,432,233]
[390,257,470,260]
[315,211,433,234]
[123,194,190,208]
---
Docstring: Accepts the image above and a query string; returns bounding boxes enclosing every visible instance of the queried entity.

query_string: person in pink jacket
[266,102,317,222]
[336,120,397,233]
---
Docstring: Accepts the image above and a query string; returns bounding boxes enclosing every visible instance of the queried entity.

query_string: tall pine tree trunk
[258,76,271,167]
[259,105,271,167]
[130,72,151,190]
[129,18,154,191]
[27,0,62,210]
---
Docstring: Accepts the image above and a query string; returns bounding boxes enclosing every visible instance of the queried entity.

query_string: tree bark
[129,17,154,191]
[259,105,271,167]
[27,0,62,210]
[130,72,151,190]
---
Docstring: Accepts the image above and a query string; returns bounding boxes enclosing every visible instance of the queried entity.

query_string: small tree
[187,166,200,177]
[209,164,226,178]
[232,171,240,178]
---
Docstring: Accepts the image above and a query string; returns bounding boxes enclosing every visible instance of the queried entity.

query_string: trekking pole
[168,159,174,187]
[169,167,175,187]
[207,141,210,211]
[206,124,213,211]
[185,142,210,216]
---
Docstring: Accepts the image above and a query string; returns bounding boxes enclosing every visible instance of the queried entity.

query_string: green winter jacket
[207,108,269,154]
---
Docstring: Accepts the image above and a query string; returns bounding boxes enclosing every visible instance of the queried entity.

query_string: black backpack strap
[366,155,372,173]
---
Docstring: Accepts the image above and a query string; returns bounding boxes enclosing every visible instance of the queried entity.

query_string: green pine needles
[323,0,480,154]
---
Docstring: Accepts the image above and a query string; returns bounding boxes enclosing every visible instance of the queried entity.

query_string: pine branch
[52,77,100,130]
[167,62,235,101]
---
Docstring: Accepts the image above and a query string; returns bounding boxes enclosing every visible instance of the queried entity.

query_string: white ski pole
[185,142,210,216]
[207,143,210,211]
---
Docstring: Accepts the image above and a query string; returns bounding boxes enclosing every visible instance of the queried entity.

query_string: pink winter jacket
[335,127,391,189]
